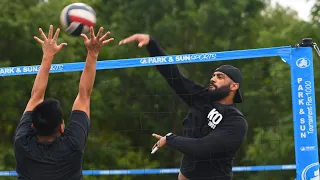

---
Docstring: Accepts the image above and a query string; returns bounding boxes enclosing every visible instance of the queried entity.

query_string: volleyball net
[0,38,319,180]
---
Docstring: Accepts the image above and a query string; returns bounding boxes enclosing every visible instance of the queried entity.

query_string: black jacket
[146,37,248,180]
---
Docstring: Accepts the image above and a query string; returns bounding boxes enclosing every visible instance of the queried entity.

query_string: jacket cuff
[166,133,177,148]
[146,36,162,56]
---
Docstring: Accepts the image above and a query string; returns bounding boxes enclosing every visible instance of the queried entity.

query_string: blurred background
[0,0,320,179]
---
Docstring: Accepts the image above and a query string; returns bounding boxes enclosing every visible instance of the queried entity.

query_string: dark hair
[31,98,63,136]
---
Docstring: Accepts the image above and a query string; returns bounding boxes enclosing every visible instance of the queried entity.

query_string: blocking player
[14,25,113,179]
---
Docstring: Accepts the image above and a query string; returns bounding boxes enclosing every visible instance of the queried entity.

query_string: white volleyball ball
[60,3,96,36]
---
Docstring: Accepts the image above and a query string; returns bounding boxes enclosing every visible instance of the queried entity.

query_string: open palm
[81,26,114,54]
[34,25,67,57]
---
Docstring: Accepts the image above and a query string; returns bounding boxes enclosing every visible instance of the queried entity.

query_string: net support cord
[0,39,319,179]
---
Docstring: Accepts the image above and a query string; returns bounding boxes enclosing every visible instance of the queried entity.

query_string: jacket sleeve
[166,116,248,159]
[146,37,206,106]
[15,111,34,141]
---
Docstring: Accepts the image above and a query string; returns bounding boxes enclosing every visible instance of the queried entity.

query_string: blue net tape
[0,164,296,176]
[0,46,292,76]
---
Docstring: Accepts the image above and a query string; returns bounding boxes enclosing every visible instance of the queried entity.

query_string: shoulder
[21,111,33,121]
[225,115,248,138]
[228,108,247,124]
[230,115,248,127]
[58,136,86,152]
[14,135,35,152]
[228,105,244,117]
[69,110,90,122]
[67,110,90,131]
[223,106,248,127]
[218,104,245,121]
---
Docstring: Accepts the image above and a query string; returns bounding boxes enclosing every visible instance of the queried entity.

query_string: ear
[60,123,65,133]
[31,124,35,129]
[230,83,239,91]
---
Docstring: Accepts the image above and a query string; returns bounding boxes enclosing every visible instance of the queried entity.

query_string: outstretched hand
[34,25,67,57]
[118,34,150,48]
[81,26,114,55]
[151,133,167,154]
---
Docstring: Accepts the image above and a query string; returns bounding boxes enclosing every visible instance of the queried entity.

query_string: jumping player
[119,34,248,180]
[14,25,113,180]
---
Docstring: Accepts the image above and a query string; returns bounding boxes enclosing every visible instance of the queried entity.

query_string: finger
[151,147,158,154]
[152,144,156,150]
[57,43,67,51]
[99,31,111,42]
[152,133,162,139]
[80,33,89,41]
[34,36,44,44]
[96,27,104,38]
[118,35,137,45]
[39,28,47,41]
[139,38,151,47]
[102,38,114,45]
[53,28,60,41]
[48,25,53,39]
[90,26,95,39]
[118,40,124,45]
[138,41,146,48]
[152,142,159,150]
[118,39,129,45]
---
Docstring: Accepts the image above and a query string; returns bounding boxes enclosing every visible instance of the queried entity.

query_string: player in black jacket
[119,34,248,180]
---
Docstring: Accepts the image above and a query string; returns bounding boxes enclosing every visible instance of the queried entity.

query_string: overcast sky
[271,0,316,21]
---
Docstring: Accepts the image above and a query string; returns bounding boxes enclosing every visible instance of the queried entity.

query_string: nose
[210,76,216,83]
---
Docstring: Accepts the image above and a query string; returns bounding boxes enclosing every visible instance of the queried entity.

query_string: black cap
[214,65,243,103]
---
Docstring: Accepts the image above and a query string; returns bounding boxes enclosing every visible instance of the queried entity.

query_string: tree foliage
[1,0,320,179]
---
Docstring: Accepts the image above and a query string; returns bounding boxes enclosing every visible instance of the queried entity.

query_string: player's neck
[219,96,234,105]
[37,133,61,142]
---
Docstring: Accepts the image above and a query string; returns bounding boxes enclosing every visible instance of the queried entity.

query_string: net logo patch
[296,58,310,68]
[300,146,316,152]
[207,108,223,130]
[301,162,319,180]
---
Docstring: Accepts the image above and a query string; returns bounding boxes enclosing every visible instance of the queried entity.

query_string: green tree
[1,0,320,180]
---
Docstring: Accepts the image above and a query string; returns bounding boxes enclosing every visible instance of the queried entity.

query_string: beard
[205,84,231,102]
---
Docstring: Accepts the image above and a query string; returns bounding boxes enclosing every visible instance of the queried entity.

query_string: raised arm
[71,27,114,117]
[24,25,67,113]
[119,34,205,106]
[15,25,66,140]
[64,27,113,150]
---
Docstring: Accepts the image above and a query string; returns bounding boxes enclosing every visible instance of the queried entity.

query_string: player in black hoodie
[119,34,248,180]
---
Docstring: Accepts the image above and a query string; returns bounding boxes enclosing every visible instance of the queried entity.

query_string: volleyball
[60,3,96,36]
